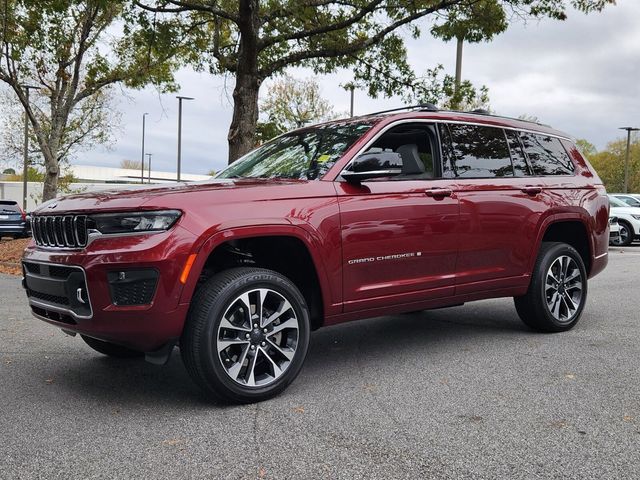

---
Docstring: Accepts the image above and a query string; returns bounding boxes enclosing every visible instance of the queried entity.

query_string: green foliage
[2,168,16,175]
[586,138,640,193]
[0,1,180,199]
[257,76,337,142]
[133,0,615,92]
[431,0,508,43]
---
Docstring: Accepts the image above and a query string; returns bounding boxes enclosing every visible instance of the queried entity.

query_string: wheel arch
[532,216,593,275]
[180,225,332,330]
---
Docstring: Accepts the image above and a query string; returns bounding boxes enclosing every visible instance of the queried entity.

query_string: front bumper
[22,225,197,352]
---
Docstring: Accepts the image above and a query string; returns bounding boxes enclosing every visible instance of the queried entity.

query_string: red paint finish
[22,111,609,352]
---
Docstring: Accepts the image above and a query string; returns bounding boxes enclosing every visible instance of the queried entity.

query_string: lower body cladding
[21,255,191,359]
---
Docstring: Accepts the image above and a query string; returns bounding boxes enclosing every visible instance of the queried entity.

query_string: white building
[0,165,212,211]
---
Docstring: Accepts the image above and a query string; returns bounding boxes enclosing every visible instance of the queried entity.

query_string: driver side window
[363,123,437,179]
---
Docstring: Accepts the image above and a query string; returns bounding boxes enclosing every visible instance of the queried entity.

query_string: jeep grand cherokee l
[22,106,609,403]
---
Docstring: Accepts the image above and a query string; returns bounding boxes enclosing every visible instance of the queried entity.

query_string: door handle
[521,186,542,195]
[425,188,452,198]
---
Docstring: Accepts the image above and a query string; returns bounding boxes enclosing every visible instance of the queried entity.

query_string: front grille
[32,215,88,248]
[48,265,77,279]
[23,261,92,319]
[28,289,70,305]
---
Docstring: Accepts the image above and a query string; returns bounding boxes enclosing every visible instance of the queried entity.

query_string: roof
[315,105,573,140]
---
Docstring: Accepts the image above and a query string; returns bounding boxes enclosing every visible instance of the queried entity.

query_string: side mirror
[342,151,402,184]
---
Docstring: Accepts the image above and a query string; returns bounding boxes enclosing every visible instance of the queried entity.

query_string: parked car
[609,216,621,245]
[0,200,29,239]
[608,195,640,246]
[610,193,640,208]
[22,106,610,403]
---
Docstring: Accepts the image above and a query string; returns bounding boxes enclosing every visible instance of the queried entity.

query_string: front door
[335,122,460,312]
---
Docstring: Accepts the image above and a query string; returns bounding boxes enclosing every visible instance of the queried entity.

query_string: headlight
[89,210,181,235]
[632,215,640,220]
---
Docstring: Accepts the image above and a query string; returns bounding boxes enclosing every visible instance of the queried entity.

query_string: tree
[430,0,507,109]
[0,1,180,201]
[134,0,614,164]
[372,64,491,111]
[0,86,121,171]
[120,159,143,170]
[257,75,337,143]
[585,138,640,193]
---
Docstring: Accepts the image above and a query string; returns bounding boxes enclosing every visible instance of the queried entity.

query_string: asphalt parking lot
[1,246,639,480]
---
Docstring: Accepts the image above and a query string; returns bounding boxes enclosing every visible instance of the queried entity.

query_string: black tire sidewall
[191,270,310,402]
[535,243,588,330]
[618,221,634,246]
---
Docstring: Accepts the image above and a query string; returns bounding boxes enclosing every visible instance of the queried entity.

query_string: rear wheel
[181,267,310,404]
[81,335,143,358]
[514,242,587,332]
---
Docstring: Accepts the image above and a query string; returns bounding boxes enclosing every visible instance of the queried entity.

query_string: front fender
[177,222,340,316]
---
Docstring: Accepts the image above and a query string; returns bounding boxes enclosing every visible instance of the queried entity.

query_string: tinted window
[505,130,530,176]
[364,123,437,179]
[0,201,20,213]
[615,195,640,207]
[437,124,456,178]
[445,124,513,178]
[519,133,574,175]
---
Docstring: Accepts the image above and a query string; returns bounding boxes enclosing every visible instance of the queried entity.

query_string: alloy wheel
[544,255,584,323]
[216,288,299,387]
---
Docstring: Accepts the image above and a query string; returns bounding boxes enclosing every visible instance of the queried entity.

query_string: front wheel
[612,220,634,246]
[514,242,588,332]
[181,267,310,404]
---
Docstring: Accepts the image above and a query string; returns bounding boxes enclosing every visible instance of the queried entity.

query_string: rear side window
[519,133,575,175]
[441,124,513,178]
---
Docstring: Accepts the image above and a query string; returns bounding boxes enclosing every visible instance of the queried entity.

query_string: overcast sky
[77,0,640,175]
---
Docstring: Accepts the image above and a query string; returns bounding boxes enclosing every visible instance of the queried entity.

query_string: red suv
[22,106,609,403]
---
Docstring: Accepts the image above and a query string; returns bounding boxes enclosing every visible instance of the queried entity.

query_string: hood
[33,178,315,214]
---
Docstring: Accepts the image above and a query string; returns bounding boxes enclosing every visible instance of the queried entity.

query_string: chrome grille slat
[31,214,88,249]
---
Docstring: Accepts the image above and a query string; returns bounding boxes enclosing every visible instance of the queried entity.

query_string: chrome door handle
[425,188,452,198]
[521,186,542,195]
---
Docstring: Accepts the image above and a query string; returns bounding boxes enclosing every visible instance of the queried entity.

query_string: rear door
[439,123,549,293]
[336,122,460,312]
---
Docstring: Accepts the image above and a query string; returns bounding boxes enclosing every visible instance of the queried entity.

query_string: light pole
[453,36,464,110]
[619,127,639,194]
[21,85,40,211]
[146,153,153,183]
[141,113,148,184]
[176,96,194,182]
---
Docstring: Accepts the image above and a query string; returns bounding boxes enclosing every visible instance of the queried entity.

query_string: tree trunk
[228,73,261,163]
[41,150,59,202]
[227,0,261,164]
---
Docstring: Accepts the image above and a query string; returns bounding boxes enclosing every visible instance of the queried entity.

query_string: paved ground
[1,246,640,479]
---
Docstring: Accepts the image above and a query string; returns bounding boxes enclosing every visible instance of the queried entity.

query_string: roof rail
[368,103,438,116]
[461,108,551,127]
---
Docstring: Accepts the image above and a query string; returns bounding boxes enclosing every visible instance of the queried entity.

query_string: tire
[614,220,634,246]
[81,335,144,358]
[514,242,588,333]
[181,267,311,404]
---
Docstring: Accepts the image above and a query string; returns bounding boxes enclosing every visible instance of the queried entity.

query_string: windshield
[609,196,629,208]
[216,121,373,180]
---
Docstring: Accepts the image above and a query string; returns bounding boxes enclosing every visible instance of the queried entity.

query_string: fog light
[107,269,159,306]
